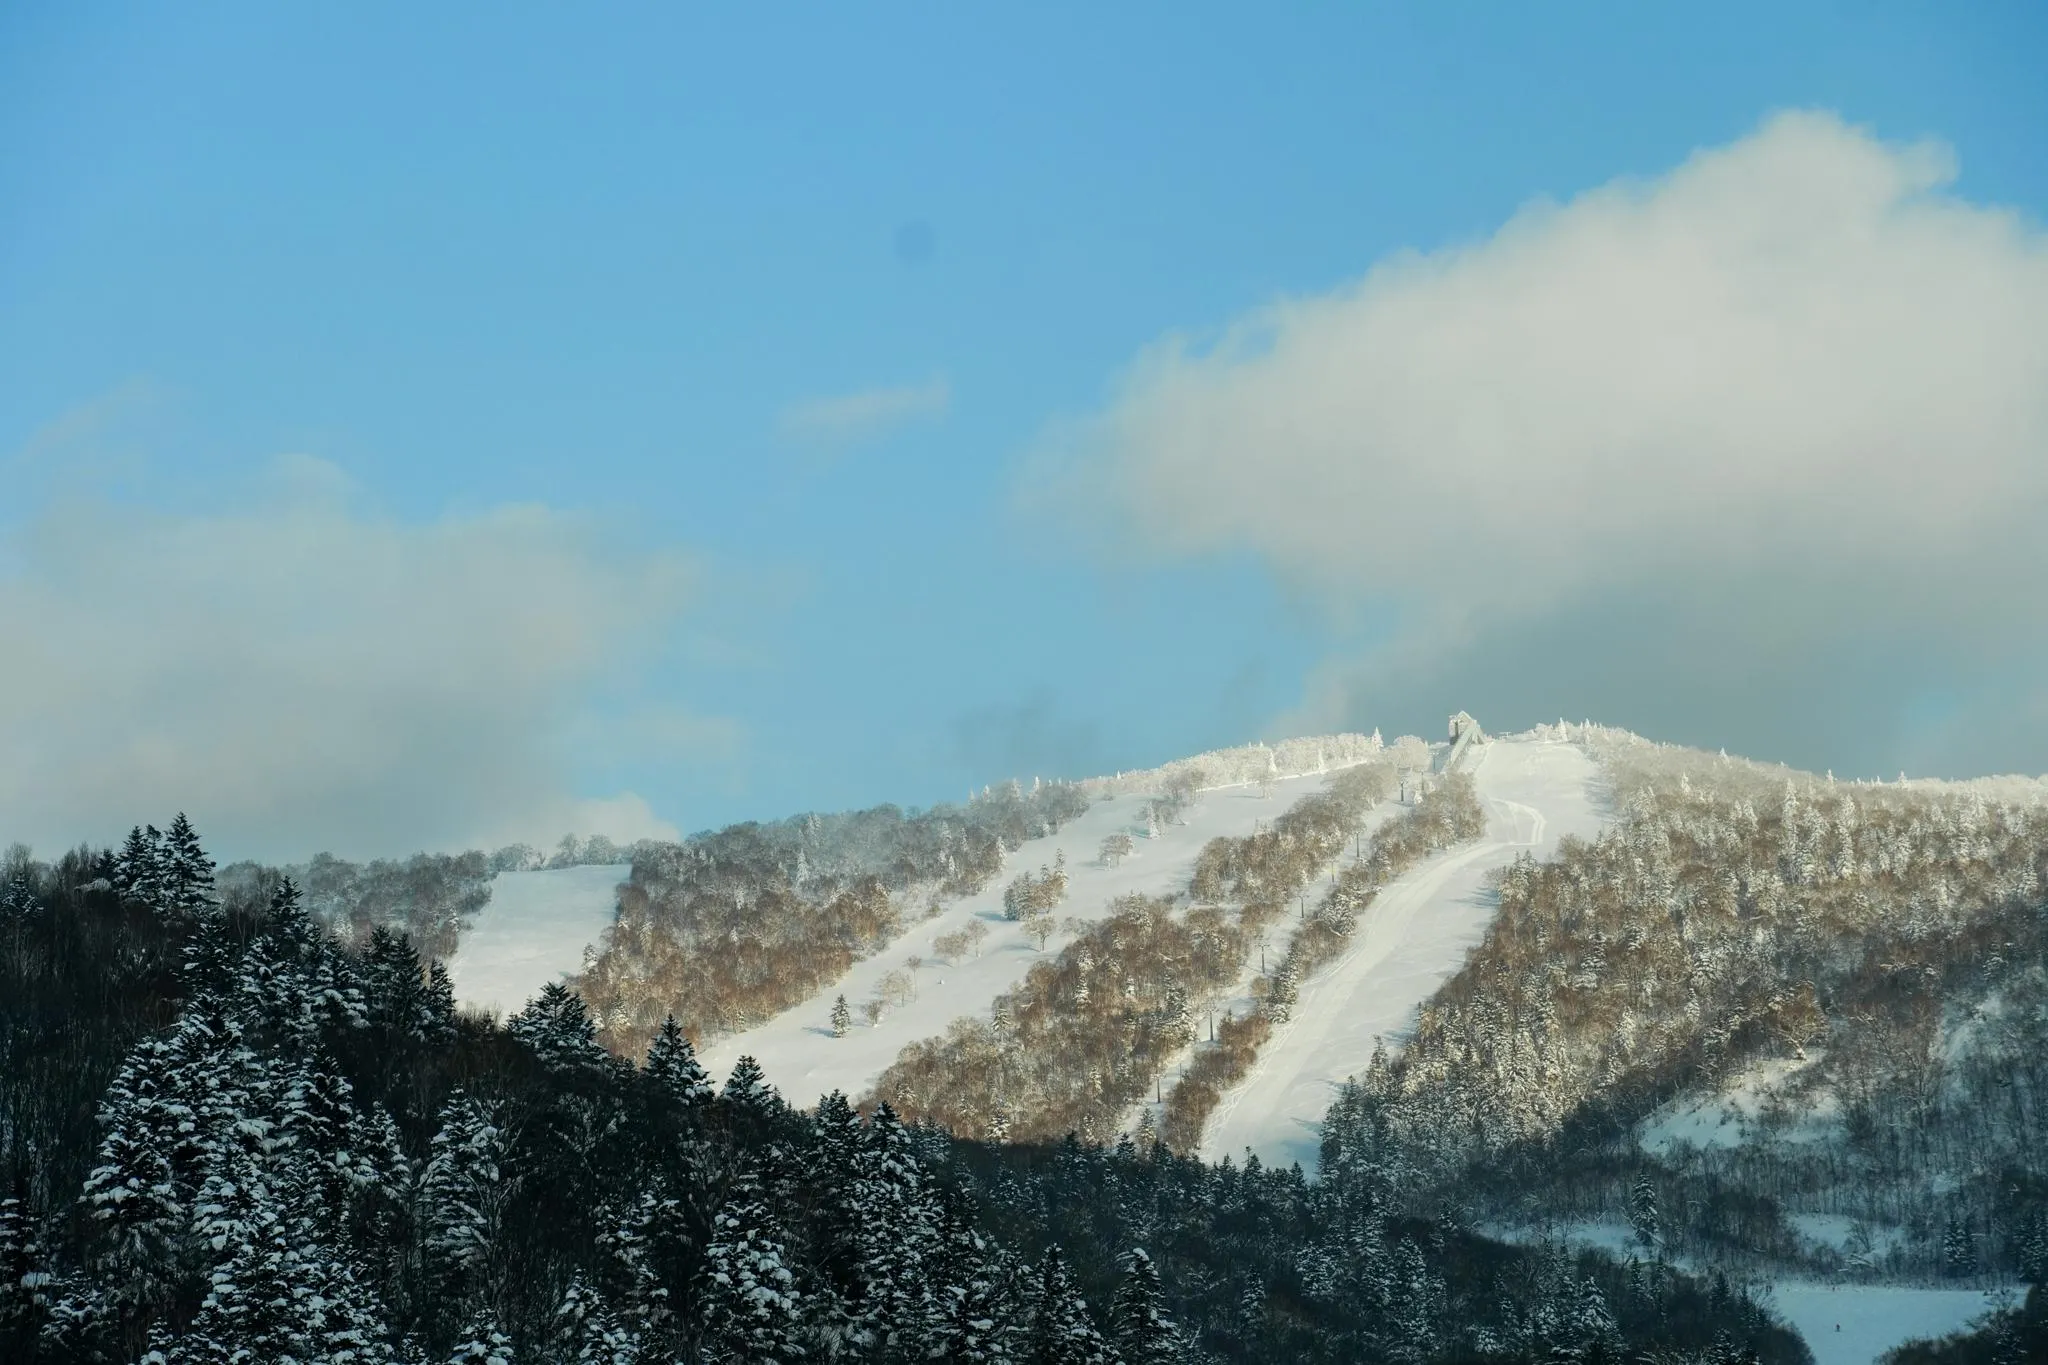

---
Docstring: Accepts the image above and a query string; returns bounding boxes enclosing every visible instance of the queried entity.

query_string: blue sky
[4,4,2046,860]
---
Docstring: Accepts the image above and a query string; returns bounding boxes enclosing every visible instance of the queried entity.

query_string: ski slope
[1201,735,1607,1169]
[699,768,1376,1105]
[1770,1284,2000,1365]
[445,864,629,1018]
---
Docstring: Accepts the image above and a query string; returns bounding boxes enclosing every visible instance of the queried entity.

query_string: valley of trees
[0,818,1801,1363]
[571,781,1093,1059]
[1320,730,2048,1289]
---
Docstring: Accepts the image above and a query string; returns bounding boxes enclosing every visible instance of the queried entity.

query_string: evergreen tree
[365,926,435,1039]
[115,825,167,911]
[1109,1247,1178,1365]
[1628,1174,1661,1254]
[722,1054,780,1117]
[830,994,852,1038]
[267,875,314,946]
[855,1103,945,1357]
[644,1014,714,1107]
[938,1218,1019,1365]
[1026,1245,1115,1365]
[423,959,459,1043]
[1944,1214,1978,1276]
[510,981,610,1074]
[700,1170,807,1363]
[78,1036,188,1305]
[420,1089,508,1295]
[0,1195,51,1348]
[558,1273,641,1365]
[161,812,217,919]
[181,911,241,998]
[448,1311,517,1365]
[595,1185,675,1339]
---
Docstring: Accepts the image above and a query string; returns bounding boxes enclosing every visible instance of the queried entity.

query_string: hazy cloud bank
[0,455,699,861]
[1030,111,2048,775]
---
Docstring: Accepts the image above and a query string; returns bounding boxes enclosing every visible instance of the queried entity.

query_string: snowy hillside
[445,863,628,1017]
[1770,1284,2000,1365]
[698,766,1381,1105]
[1200,734,1606,1167]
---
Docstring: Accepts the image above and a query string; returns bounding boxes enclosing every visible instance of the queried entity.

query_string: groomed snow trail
[446,865,629,1019]
[699,770,1359,1103]
[1200,736,1606,1170]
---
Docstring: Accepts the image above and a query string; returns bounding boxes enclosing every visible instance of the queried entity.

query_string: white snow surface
[1640,1053,1838,1154]
[1200,736,1607,1170]
[1770,1284,2000,1365]
[446,865,629,1018]
[698,769,1359,1104]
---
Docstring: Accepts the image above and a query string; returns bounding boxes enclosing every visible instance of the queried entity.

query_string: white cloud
[0,456,712,861]
[1030,111,2048,774]
[778,377,950,445]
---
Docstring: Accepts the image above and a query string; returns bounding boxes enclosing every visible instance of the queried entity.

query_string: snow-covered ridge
[1078,732,1386,798]
[442,733,1398,1029]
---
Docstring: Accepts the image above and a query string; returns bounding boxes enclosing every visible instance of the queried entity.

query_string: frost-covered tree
[853,1103,945,1355]
[419,1089,508,1293]
[700,1171,806,1363]
[78,1036,189,1303]
[1110,1247,1179,1364]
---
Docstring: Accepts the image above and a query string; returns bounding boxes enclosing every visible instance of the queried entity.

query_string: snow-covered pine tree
[721,1054,780,1120]
[161,813,217,920]
[595,1185,675,1339]
[419,1089,508,1294]
[115,825,167,912]
[556,1272,641,1365]
[1109,1247,1179,1364]
[830,994,851,1038]
[806,1090,868,1325]
[1025,1245,1115,1365]
[644,1014,714,1108]
[181,910,241,998]
[0,1195,52,1347]
[936,1217,1019,1365]
[78,1036,188,1305]
[700,1169,807,1363]
[448,1310,517,1365]
[854,1103,945,1356]
[1627,1174,1660,1254]
[510,982,610,1074]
